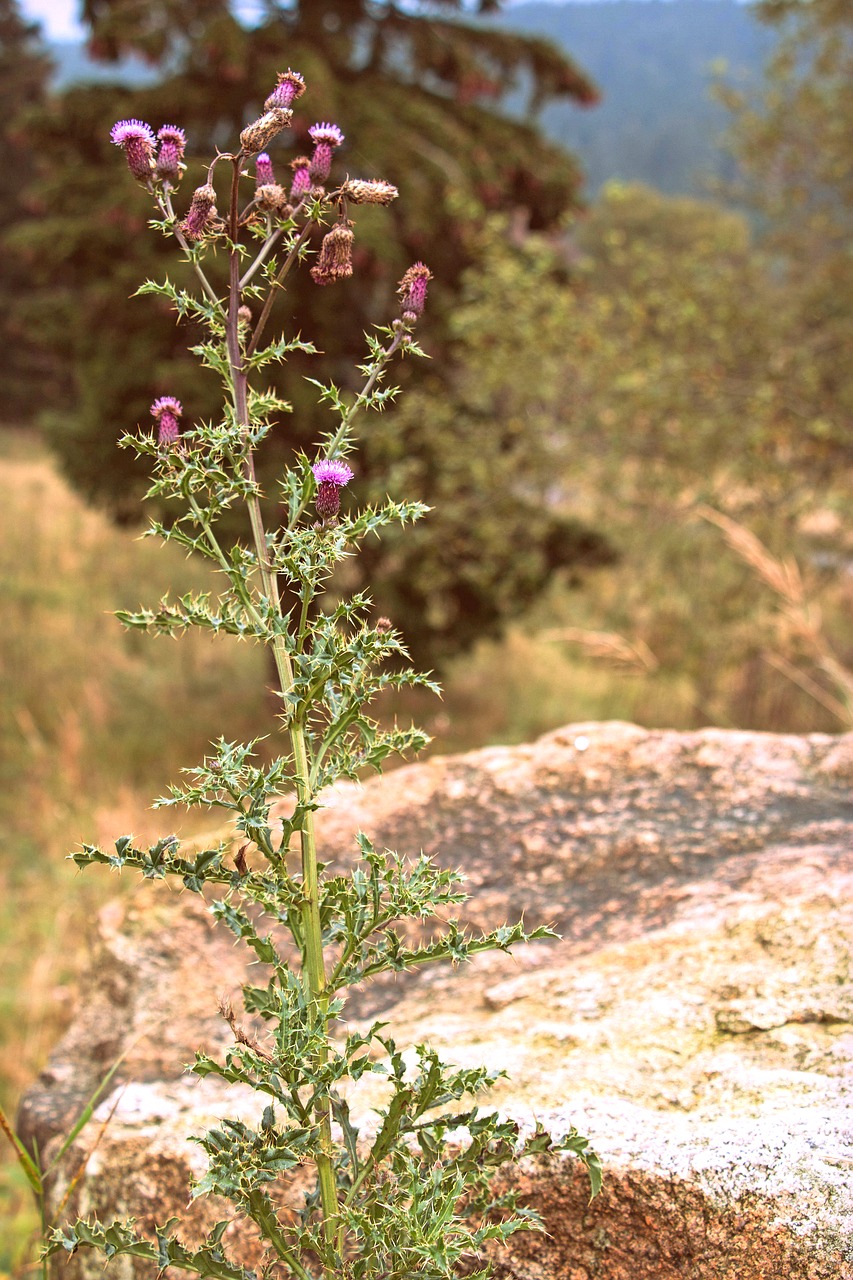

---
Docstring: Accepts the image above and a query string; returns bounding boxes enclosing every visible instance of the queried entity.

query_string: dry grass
[0,434,269,1272]
[697,504,853,726]
[0,435,271,1083]
[537,626,659,673]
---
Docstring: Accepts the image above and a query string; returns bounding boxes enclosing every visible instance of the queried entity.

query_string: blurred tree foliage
[9,0,602,665]
[717,0,852,473]
[0,0,58,417]
[404,184,852,725]
[403,183,840,520]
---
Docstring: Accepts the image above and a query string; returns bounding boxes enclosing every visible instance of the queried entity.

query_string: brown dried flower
[310,220,354,286]
[240,107,292,156]
[180,183,218,241]
[338,179,399,206]
[255,182,289,214]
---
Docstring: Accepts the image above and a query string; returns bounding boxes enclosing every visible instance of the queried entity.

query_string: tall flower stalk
[47,71,599,1280]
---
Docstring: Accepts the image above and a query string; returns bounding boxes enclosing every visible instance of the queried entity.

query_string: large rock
[20,724,853,1279]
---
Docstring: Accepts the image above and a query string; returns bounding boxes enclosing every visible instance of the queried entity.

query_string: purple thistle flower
[150,396,182,446]
[110,118,155,182]
[290,156,312,201]
[308,122,344,183]
[309,122,345,148]
[264,69,306,111]
[312,458,354,520]
[155,125,186,182]
[312,459,354,486]
[397,262,432,322]
[255,152,275,187]
[110,119,155,147]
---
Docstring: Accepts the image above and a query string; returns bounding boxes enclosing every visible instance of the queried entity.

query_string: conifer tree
[0,0,56,418]
[19,0,601,660]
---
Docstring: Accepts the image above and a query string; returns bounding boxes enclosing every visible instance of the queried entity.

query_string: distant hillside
[492,0,774,196]
[49,0,774,199]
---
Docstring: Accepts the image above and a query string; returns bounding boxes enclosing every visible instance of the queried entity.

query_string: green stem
[296,583,313,652]
[239,223,286,290]
[247,1192,317,1280]
[328,907,398,990]
[308,707,360,792]
[223,783,279,864]
[224,156,341,1274]
[246,220,314,360]
[343,1153,376,1209]
[159,190,225,316]
[186,495,260,626]
[287,330,405,530]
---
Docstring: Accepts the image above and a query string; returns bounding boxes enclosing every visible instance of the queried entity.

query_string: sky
[21,0,576,42]
[22,0,278,39]
[22,0,80,39]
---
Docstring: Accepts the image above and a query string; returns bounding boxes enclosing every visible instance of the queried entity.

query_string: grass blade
[0,1102,43,1195]
[48,1052,126,1171]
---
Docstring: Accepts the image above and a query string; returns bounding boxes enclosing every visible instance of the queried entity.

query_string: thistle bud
[180,183,218,241]
[264,69,306,112]
[155,125,186,183]
[110,119,155,183]
[290,156,312,202]
[398,262,432,322]
[150,396,182,446]
[310,221,354,286]
[255,152,275,186]
[311,459,354,520]
[308,122,344,183]
[338,179,398,206]
[237,305,252,325]
[240,107,292,156]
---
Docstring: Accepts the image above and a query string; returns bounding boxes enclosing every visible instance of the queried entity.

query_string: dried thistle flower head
[254,156,290,215]
[256,183,288,214]
[310,221,354,286]
[398,261,432,321]
[150,396,182,446]
[155,125,186,182]
[240,107,292,156]
[339,178,398,206]
[180,183,218,241]
[264,69,306,112]
[110,118,155,182]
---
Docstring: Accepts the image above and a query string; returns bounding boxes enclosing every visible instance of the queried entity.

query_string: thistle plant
[47,71,600,1280]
